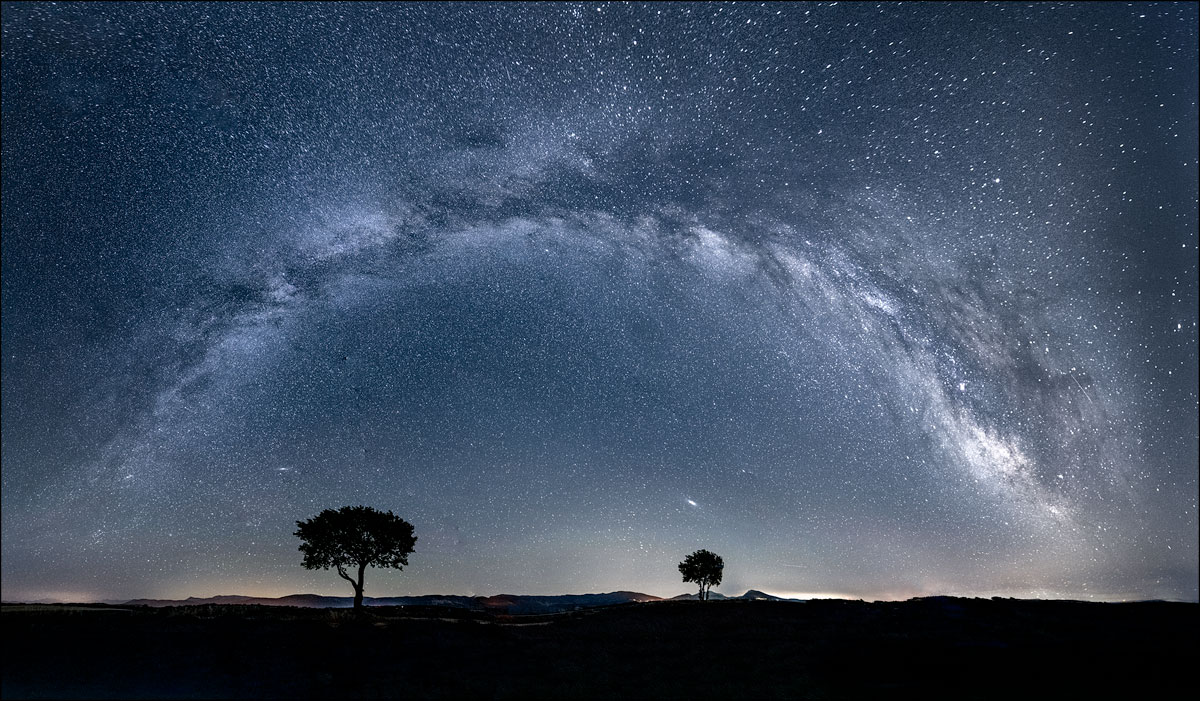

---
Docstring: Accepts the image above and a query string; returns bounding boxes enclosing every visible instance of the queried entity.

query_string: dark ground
[2,597,1196,699]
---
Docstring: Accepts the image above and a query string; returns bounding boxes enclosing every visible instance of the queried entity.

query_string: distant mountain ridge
[121,590,798,612]
[122,591,663,614]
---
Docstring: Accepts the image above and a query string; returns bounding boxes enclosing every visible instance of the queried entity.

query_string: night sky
[2,2,1196,604]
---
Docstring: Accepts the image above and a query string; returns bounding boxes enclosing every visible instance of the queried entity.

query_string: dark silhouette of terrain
[3,597,1195,699]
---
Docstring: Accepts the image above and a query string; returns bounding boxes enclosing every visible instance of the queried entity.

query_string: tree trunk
[353,563,366,610]
[698,583,704,601]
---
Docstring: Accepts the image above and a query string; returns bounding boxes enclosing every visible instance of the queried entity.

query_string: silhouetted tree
[679,549,724,600]
[295,506,416,611]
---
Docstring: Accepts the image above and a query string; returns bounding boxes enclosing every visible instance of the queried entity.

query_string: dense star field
[1,2,1196,603]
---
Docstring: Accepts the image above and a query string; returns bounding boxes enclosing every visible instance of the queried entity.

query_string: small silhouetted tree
[679,549,724,601]
[295,506,416,611]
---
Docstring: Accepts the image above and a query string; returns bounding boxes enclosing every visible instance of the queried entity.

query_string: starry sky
[2,2,1196,603]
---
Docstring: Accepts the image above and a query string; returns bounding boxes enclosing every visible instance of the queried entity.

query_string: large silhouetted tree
[679,549,724,601]
[295,506,416,611]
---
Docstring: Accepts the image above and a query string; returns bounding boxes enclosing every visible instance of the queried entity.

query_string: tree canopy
[295,505,416,610]
[678,549,724,601]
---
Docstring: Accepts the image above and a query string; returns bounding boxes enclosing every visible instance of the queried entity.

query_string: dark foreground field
[3,597,1196,699]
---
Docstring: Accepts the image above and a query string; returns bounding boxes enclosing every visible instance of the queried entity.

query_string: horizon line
[5,588,1197,606]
